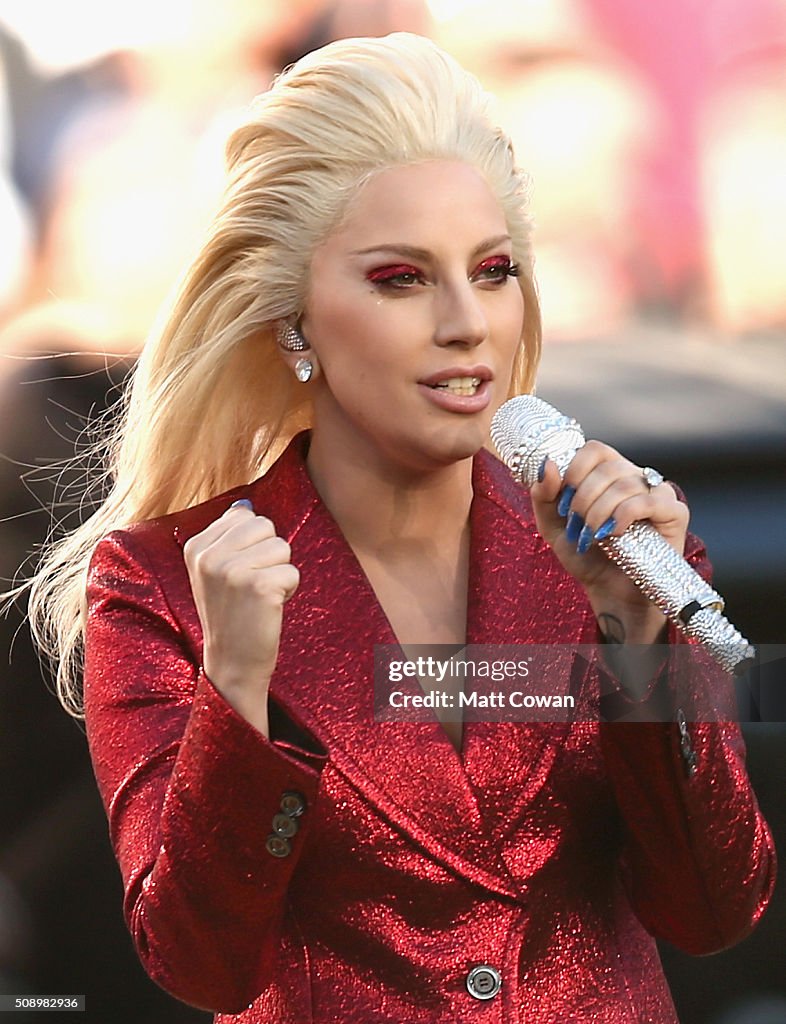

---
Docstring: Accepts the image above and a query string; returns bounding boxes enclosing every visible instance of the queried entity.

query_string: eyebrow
[351,234,512,261]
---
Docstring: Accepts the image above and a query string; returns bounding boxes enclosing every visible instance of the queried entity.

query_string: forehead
[329,160,508,249]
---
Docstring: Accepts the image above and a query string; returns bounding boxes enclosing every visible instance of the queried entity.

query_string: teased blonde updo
[22,32,541,714]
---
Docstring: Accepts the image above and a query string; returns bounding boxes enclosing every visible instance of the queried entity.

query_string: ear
[274,320,320,381]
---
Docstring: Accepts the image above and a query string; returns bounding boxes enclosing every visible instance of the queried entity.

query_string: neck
[305,425,475,557]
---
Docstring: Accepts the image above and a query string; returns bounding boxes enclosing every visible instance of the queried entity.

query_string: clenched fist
[182,499,300,736]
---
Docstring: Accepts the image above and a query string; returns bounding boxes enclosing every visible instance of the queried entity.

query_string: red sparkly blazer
[84,433,775,1024]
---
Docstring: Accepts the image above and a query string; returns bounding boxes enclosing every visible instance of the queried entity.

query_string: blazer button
[466,965,502,1000]
[280,791,307,817]
[272,813,299,838]
[265,834,292,858]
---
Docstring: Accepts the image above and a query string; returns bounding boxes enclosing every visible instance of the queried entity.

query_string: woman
[27,33,774,1023]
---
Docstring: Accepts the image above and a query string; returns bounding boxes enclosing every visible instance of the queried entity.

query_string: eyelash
[367,257,520,290]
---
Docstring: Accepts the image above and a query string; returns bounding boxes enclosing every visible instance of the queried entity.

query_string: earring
[276,320,309,352]
[294,358,313,383]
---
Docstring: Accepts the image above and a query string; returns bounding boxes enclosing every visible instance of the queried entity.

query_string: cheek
[315,295,411,372]
[497,292,525,345]
[507,284,526,325]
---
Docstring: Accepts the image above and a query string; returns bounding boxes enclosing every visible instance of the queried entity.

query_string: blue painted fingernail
[557,485,576,518]
[595,516,616,541]
[577,523,595,554]
[537,457,547,483]
[565,511,584,543]
[229,498,253,511]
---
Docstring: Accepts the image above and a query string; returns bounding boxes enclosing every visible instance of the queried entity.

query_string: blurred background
[0,1,784,1021]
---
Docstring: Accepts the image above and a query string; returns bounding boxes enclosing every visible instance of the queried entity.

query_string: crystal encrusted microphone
[490,395,755,674]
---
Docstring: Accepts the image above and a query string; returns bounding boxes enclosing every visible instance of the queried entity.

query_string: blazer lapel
[255,437,518,900]
[460,451,593,840]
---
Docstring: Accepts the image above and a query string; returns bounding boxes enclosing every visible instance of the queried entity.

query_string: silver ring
[641,466,664,490]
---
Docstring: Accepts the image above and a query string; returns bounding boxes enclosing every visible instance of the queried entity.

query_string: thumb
[529,457,565,546]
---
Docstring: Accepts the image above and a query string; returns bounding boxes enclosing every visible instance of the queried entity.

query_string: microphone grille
[491,395,586,484]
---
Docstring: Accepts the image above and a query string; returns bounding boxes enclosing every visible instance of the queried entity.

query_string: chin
[415,420,489,468]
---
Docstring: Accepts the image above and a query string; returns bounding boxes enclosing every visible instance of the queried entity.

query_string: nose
[433,280,488,349]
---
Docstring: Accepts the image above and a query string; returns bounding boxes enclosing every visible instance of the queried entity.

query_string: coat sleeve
[84,528,327,1014]
[598,529,776,954]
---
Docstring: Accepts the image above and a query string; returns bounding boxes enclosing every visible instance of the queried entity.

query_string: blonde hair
[20,31,541,716]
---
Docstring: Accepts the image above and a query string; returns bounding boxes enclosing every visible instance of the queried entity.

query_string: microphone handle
[490,397,756,675]
[598,523,754,674]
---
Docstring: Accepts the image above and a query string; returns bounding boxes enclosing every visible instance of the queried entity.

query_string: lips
[419,366,493,395]
[432,376,482,396]
[417,366,493,414]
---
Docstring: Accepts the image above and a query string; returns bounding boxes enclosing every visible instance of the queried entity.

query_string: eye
[367,264,425,289]
[473,256,520,283]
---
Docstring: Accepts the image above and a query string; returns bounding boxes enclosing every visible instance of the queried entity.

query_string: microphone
[490,395,755,674]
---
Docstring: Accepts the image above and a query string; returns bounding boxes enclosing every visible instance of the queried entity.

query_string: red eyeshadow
[366,264,419,282]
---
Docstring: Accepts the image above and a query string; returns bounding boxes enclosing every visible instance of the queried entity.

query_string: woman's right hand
[182,500,300,736]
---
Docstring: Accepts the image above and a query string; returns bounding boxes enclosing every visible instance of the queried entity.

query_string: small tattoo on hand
[598,613,626,645]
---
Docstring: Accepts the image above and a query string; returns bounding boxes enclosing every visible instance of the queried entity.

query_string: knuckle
[597,459,625,484]
[612,495,643,524]
[252,571,285,600]
[198,552,217,578]
[283,563,300,588]
[606,478,636,505]
[665,482,685,509]
[255,516,276,537]
[182,548,193,573]
[182,536,200,563]
[251,575,273,597]
[584,439,615,459]
[269,537,292,562]
[675,500,690,528]
[564,445,623,490]
[224,561,250,588]
[191,548,212,581]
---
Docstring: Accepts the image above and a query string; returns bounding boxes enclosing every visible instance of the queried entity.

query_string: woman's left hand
[529,441,689,644]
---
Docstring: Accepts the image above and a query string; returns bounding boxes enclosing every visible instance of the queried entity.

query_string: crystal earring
[276,320,309,352]
[294,358,313,383]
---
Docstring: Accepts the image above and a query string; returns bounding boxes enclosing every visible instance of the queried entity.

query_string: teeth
[433,376,482,396]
